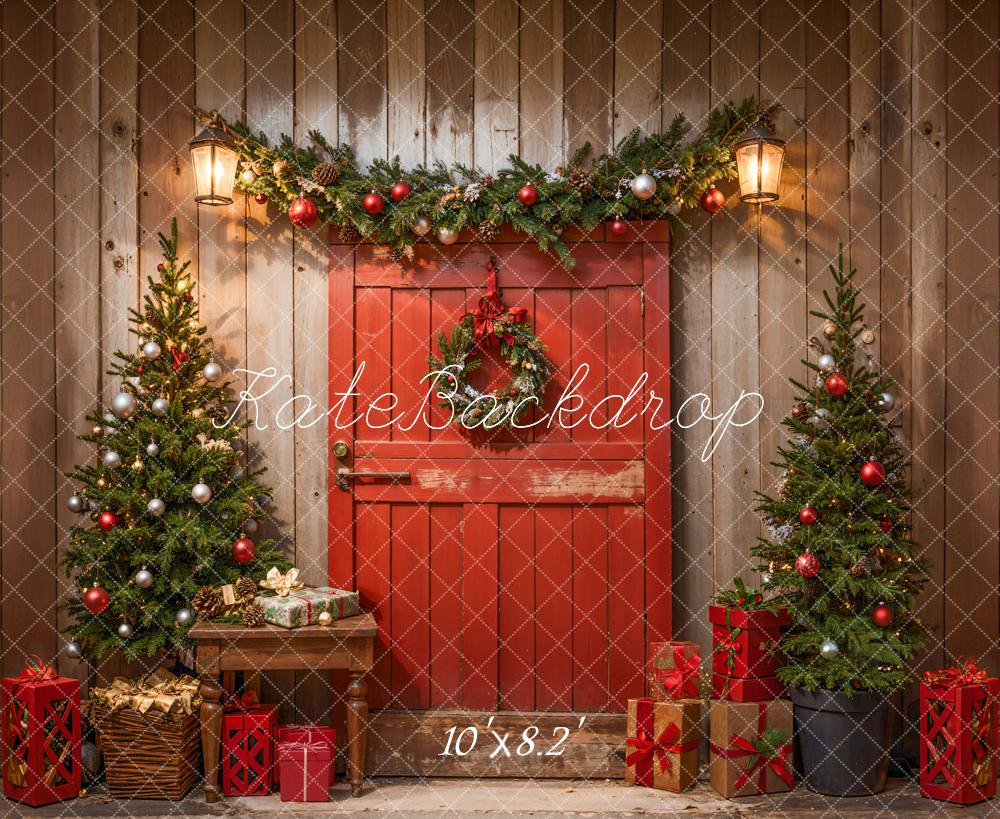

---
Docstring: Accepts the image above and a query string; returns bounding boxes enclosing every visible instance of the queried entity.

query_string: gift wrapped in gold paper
[88,667,202,717]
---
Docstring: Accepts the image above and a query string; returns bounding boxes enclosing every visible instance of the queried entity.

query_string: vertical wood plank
[608,504,644,708]
[54,0,100,679]
[391,289,430,441]
[613,0,662,144]
[391,503,430,708]
[430,289,467,440]
[533,289,571,442]
[474,0,518,170]
[338,0,387,167]
[463,501,499,710]
[944,0,998,668]
[535,505,573,710]
[387,0,425,166]
[569,288,607,440]
[430,504,463,707]
[426,0,474,167]
[499,505,535,711]
[563,0,614,156]
[572,505,608,710]
[357,503,391,708]
[519,0,563,167]
[607,287,643,443]
[356,287,393,442]
[910,0,946,672]
[1,0,57,675]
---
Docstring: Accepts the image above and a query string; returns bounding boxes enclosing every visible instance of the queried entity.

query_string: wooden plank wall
[0,0,995,686]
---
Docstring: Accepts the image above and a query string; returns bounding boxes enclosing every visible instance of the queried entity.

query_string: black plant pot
[790,686,892,796]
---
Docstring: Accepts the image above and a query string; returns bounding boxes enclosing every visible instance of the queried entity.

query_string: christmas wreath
[428,259,551,430]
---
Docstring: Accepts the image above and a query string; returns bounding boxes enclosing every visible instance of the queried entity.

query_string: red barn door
[328,222,670,716]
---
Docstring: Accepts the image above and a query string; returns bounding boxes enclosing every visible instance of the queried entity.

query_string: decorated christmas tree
[753,246,927,694]
[63,220,286,661]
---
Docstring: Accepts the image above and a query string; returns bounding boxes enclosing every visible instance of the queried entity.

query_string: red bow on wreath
[655,645,700,700]
[171,346,188,370]
[471,258,527,347]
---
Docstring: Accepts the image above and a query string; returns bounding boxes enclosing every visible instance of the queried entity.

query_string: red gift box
[278,741,333,802]
[274,724,337,785]
[712,673,785,702]
[648,642,701,701]
[221,692,278,796]
[710,604,789,680]
[920,660,999,805]
[1,655,81,807]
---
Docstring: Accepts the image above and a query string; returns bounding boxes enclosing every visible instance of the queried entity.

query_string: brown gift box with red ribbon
[648,642,701,702]
[625,697,701,793]
[709,698,794,798]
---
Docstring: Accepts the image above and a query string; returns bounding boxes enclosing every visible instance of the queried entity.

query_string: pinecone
[192,586,223,619]
[242,603,266,628]
[235,576,258,601]
[389,246,405,264]
[475,220,501,243]
[567,169,591,193]
[311,161,340,186]
[339,224,361,243]
[850,554,882,578]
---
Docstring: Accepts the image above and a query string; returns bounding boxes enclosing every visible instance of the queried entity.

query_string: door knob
[332,440,350,459]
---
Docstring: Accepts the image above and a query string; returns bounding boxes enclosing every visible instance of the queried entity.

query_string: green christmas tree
[63,220,286,661]
[753,246,927,694]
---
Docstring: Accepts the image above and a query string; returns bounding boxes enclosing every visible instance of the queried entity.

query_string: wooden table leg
[346,671,368,797]
[199,676,224,803]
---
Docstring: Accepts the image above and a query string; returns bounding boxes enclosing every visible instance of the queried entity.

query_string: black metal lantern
[734,126,786,204]
[189,125,238,206]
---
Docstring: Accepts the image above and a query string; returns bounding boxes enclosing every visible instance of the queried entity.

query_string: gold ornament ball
[273,159,291,177]
[822,320,837,338]
[860,328,876,345]
[317,611,333,626]
[91,424,103,436]
[437,226,460,245]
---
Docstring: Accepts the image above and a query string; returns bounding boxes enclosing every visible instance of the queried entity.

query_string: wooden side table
[188,613,376,801]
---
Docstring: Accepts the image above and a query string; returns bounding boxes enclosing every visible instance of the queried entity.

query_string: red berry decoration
[98,510,119,532]
[880,516,894,533]
[825,372,848,397]
[517,184,539,207]
[83,584,110,614]
[231,536,256,565]
[871,603,893,628]
[254,193,267,205]
[608,218,628,236]
[799,506,818,525]
[390,181,412,203]
[288,195,319,228]
[699,185,725,214]
[482,175,494,188]
[363,191,385,215]
[860,460,886,486]
[795,551,820,578]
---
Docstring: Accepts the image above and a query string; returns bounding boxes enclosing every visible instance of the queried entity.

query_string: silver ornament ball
[142,340,161,359]
[64,640,83,659]
[228,465,244,481]
[135,568,154,589]
[878,391,895,412]
[437,226,460,245]
[103,412,115,424]
[243,517,258,534]
[818,353,836,372]
[117,622,133,639]
[146,442,159,457]
[258,493,272,507]
[203,362,223,383]
[630,172,657,201]
[761,571,773,586]
[151,398,169,417]
[102,450,121,469]
[67,494,85,514]
[241,168,257,184]
[111,391,137,419]
[412,215,433,237]
[176,607,194,627]
[147,498,166,517]
[191,482,212,504]
[819,639,839,659]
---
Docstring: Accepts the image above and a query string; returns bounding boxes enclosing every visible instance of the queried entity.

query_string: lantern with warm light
[734,126,785,204]
[189,125,238,206]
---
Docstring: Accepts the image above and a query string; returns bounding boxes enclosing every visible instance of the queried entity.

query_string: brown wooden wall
[0,0,996,695]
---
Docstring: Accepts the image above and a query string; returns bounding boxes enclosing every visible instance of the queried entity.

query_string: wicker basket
[89,703,201,800]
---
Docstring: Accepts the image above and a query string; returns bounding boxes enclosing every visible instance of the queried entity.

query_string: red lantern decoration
[795,551,820,579]
[288,196,319,228]
[860,460,886,486]
[880,516,894,533]
[872,603,893,628]
[825,372,848,397]
[799,506,817,526]
[363,191,385,215]
[254,193,267,205]
[83,585,110,614]
[700,185,725,214]
[608,218,628,236]
[517,184,538,206]
[390,181,412,203]
[231,536,256,565]
[98,510,118,532]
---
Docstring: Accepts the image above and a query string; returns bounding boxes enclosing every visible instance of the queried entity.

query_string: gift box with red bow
[710,604,789,679]
[277,740,333,802]
[625,697,701,792]
[709,698,794,798]
[648,642,701,702]
[920,659,999,805]
[274,724,337,785]
[221,692,279,796]
[1,655,81,807]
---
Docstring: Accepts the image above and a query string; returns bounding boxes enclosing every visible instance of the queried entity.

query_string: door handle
[336,467,410,491]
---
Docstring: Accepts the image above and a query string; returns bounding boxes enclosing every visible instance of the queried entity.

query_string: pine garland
[214,97,776,267]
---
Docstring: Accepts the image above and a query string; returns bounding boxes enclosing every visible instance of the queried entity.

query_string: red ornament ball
[860,460,886,486]
[880,516,894,533]
[288,196,319,228]
[363,191,385,215]
[517,184,539,207]
[83,585,110,614]
[872,603,893,628]
[254,193,267,205]
[98,510,119,532]
[231,536,256,565]
[795,551,820,579]
[699,185,725,214]
[825,372,848,397]
[799,506,818,526]
[390,181,412,203]
[156,263,166,273]
[608,218,628,236]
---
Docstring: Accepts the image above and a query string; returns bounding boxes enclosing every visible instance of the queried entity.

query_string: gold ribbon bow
[260,566,304,597]
[90,668,201,716]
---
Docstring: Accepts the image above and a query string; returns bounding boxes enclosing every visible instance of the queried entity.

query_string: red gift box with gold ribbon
[709,698,793,797]
[920,659,999,805]
[624,697,701,792]
[221,692,279,796]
